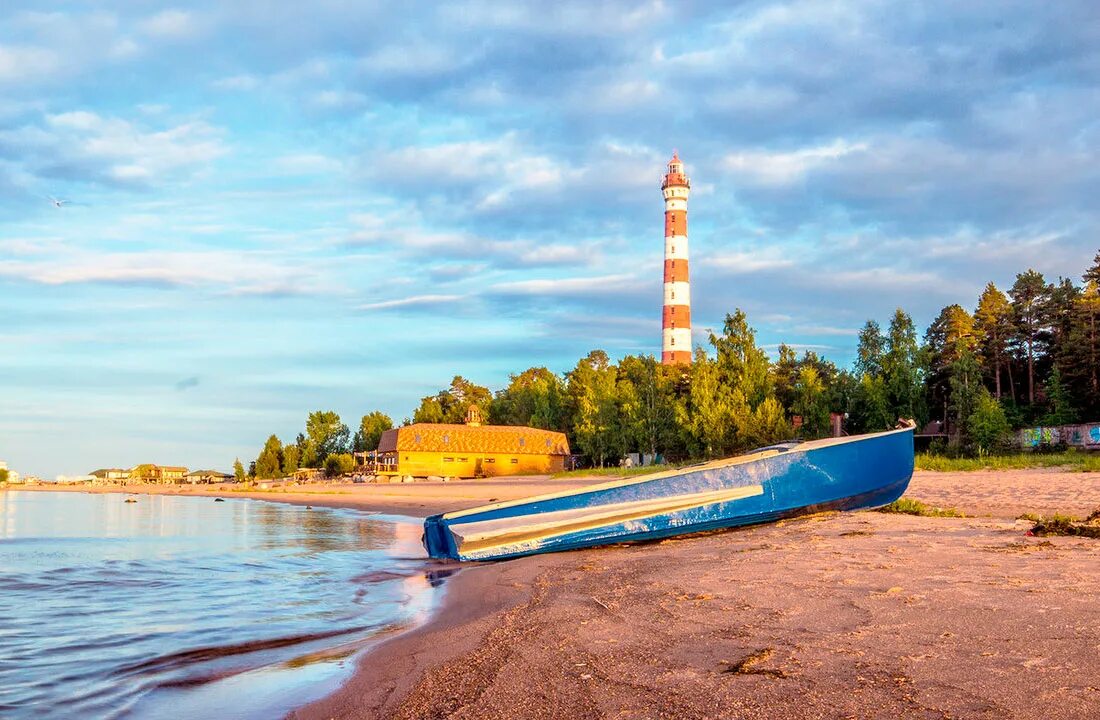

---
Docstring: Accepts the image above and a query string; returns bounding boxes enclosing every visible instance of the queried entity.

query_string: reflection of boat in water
[423,422,916,562]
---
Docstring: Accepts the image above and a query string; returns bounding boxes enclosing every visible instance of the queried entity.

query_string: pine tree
[1009,269,1052,406]
[973,282,1014,399]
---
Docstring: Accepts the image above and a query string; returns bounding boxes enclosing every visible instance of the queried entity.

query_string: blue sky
[2,1,1098,477]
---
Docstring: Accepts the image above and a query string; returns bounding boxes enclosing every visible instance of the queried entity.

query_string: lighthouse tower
[661,153,691,365]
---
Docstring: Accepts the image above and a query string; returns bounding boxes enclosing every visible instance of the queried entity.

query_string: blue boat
[423,421,915,562]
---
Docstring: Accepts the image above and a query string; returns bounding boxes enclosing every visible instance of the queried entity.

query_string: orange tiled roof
[378,424,569,455]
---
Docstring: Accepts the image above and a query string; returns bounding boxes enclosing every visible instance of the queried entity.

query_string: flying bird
[47,196,70,208]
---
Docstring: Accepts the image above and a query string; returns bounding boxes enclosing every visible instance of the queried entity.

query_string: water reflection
[0,491,444,719]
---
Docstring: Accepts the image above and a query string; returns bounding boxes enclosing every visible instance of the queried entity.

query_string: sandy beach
[19,471,1100,718]
[287,469,1100,720]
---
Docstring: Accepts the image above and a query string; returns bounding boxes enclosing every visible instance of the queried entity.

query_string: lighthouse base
[661,350,692,365]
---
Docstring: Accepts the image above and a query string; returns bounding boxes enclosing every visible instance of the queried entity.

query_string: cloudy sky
[2,1,1098,476]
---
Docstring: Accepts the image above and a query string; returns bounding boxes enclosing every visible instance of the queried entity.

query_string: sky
[2,1,1099,477]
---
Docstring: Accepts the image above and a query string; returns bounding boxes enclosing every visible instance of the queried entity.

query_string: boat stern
[423,513,457,559]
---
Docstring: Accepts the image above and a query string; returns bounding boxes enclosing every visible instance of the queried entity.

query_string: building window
[510,458,519,464]
[671,337,675,345]
[414,433,421,443]
[443,457,454,462]
[459,457,468,462]
[518,437,525,447]
[485,458,496,463]
[442,433,449,443]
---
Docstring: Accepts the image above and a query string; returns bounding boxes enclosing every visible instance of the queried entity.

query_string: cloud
[357,294,467,312]
[0,110,227,187]
[722,140,870,187]
[139,10,199,40]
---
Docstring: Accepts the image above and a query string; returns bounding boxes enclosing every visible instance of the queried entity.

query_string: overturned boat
[423,421,915,562]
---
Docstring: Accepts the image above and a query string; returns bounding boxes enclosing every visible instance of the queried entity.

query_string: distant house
[183,469,233,484]
[375,406,570,479]
[90,468,131,484]
[129,464,190,483]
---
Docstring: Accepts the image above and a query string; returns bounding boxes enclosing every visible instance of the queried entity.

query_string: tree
[491,367,568,431]
[0,468,8,483]
[793,365,830,438]
[254,434,284,479]
[974,283,1014,399]
[925,304,976,431]
[855,320,886,378]
[617,355,681,459]
[1041,366,1077,426]
[850,373,891,432]
[324,452,355,477]
[233,458,246,482]
[353,411,394,451]
[947,349,982,447]
[567,350,621,466]
[883,309,924,424]
[281,445,300,475]
[1066,280,1100,417]
[968,390,1010,456]
[711,309,772,408]
[303,410,350,465]
[413,376,492,424]
[680,347,737,458]
[1009,269,1052,405]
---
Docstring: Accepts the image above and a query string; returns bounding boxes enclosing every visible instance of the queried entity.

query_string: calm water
[0,491,445,719]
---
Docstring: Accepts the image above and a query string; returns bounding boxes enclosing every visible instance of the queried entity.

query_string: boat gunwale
[441,422,916,522]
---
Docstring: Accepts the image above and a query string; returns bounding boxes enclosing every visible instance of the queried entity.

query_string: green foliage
[876,498,965,517]
[254,434,284,479]
[883,308,924,424]
[303,410,350,465]
[552,464,675,479]
[793,365,830,438]
[0,468,8,483]
[915,450,1100,472]
[281,445,300,475]
[967,389,1011,455]
[323,452,355,477]
[567,350,621,466]
[413,376,492,424]
[353,411,394,452]
[1040,367,1077,426]
[233,458,246,482]
[490,367,568,431]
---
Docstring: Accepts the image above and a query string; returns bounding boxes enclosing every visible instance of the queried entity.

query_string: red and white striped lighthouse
[661,152,691,365]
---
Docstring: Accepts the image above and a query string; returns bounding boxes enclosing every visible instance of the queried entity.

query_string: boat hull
[424,424,915,562]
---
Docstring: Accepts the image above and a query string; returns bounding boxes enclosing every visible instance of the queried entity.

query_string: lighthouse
[661,153,691,365]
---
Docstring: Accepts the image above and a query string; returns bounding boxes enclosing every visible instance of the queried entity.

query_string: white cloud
[723,140,870,187]
[139,10,198,40]
[491,273,638,296]
[7,111,227,187]
[0,44,60,84]
[358,294,466,311]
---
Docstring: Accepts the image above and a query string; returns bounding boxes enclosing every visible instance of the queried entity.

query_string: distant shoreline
[6,475,600,518]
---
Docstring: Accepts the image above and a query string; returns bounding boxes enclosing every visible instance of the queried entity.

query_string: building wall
[383,451,565,478]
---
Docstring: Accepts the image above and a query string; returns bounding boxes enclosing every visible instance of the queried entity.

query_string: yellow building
[375,409,570,479]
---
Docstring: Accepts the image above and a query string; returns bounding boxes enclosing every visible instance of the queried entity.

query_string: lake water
[0,491,446,719]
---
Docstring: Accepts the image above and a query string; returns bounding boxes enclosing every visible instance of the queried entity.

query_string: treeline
[240,252,1100,471]
[236,410,394,479]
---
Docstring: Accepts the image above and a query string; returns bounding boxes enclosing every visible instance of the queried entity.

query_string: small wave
[113,625,376,677]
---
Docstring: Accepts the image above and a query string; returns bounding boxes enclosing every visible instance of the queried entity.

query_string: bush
[967,390,1011,456]
[324,452,355,477]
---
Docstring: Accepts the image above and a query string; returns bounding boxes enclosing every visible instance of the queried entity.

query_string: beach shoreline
[290,468,1100,720]
[14,470,1100,718]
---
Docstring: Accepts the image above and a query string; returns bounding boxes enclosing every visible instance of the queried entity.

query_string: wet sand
[290,469,1100,720]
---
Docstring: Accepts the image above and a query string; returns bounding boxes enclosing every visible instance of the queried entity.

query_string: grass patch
[915,450,1100,473]
[876,498,966,517]
[1028,512,1100,539]
[552,464,675,479]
